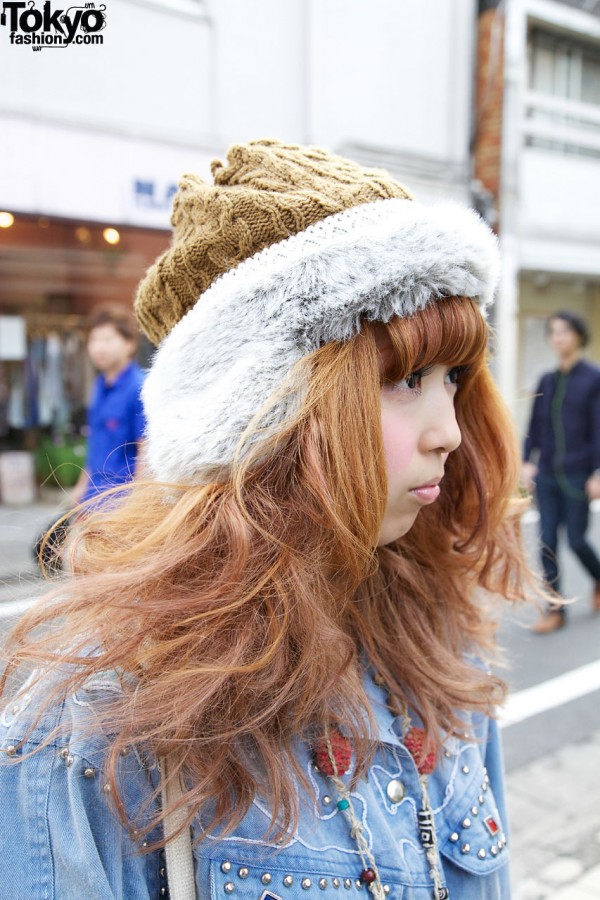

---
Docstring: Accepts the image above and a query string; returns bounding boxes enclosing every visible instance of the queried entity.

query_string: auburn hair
[3,296,532,847]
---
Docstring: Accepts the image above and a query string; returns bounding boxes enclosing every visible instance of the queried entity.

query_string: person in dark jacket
[522,310,600,632]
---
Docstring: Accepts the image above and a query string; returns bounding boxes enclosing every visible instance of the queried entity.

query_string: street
[499,510,600,772]
[0,497,599,898]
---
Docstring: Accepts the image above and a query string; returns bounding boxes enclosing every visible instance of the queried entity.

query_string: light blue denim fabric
[0,668,510,899]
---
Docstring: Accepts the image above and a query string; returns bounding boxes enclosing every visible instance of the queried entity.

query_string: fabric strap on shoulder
[160,755,196,899]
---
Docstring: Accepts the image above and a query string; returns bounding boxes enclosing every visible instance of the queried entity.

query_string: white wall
[1,0,478,222]
[1,0,215,145]
[212,0,307,143]
[211,0,476,167]
[308,0,475,164]
[519,148,600,275]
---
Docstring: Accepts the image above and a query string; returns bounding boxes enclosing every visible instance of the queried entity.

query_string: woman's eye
[446,366,467,386]
[391,366,431,393]
[398,371,423,391]
[386,365,467,394]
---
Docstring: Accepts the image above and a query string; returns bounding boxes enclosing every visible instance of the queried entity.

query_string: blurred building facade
[2,0,599,470]
[475,0,600,434]
[0,0,219,456]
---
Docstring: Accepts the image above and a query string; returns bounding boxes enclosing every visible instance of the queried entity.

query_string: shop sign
[2,114,214,228]
[0,0,106,50]
[134,180,178,212]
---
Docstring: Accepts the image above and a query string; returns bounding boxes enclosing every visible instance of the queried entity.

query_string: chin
[376,514,418,547]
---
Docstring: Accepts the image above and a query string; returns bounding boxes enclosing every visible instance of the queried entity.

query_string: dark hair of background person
[87,302,139,347]
[547,309,590,348]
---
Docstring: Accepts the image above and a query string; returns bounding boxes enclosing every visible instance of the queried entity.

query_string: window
[529,29,600,102]
[582,46,600,103]
[526,28,600,157]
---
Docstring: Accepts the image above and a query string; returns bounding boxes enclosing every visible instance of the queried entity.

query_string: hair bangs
[377,296,489,383]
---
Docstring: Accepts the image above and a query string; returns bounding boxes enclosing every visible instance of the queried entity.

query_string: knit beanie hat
[137,139,499,484]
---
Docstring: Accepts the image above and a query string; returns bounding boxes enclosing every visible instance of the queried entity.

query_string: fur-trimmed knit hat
[137,139,499,484]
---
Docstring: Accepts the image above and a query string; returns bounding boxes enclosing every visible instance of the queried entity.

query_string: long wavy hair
[2,296,532,846]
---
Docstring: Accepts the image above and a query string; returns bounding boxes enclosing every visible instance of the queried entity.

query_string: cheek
[381,405,414,480]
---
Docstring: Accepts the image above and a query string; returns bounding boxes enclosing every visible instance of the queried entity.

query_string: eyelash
[392,366,467,394]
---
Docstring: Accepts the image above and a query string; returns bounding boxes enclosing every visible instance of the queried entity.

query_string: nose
[419,386,462,455]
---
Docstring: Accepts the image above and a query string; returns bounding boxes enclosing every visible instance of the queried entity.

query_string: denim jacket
[0,668,510,900]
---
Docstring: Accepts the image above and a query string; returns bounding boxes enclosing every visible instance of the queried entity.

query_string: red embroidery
[313,729,352,776]
[404,726,437,775]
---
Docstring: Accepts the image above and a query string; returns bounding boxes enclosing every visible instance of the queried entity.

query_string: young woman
[1,141,532,900]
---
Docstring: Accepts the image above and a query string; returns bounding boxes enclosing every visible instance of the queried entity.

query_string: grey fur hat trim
[142,198,499,483]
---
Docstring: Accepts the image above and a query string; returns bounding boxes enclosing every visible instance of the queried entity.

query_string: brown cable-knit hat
[134,139,412,345]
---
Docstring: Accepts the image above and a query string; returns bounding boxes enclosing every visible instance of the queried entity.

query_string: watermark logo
[1,1,106,50]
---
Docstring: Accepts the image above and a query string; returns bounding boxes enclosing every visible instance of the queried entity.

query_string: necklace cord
[325,738,386,900]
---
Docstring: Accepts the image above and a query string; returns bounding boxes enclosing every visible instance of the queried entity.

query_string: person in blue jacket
[1,141,539,899]
[70,302,146,507]
[33,305,146,572]
[522,310,600,633]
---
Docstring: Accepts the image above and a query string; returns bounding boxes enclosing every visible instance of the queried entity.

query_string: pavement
[1,495,599,899]
[508,729,600,899]
[0,489,66,603]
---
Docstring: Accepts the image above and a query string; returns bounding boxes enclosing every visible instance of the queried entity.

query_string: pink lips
[409,480,442,504]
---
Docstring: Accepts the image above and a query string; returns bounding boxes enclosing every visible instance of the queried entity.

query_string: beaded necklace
[312,676,449,900]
